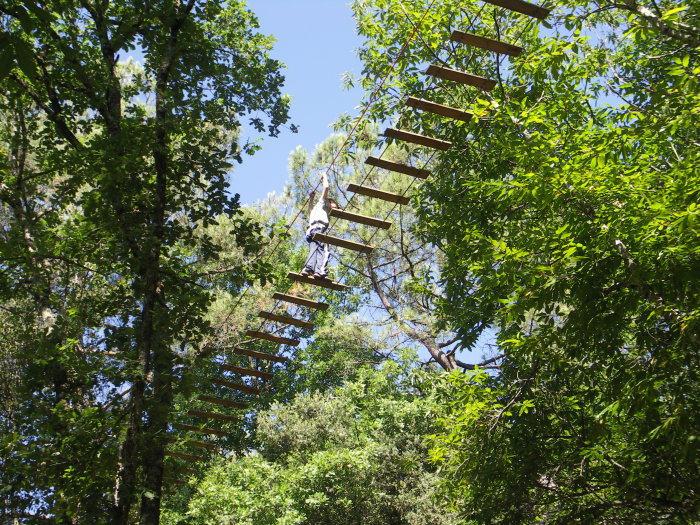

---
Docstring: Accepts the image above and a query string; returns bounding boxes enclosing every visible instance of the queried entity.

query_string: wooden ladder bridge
[165,0,551,482]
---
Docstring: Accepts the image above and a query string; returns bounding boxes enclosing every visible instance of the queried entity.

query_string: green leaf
[13,6,35,35]
[12,38,38,79]
[661,5,689,19]
[0,49,14,80]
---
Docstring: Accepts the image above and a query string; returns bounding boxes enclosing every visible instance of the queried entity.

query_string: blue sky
[232,0,364,204]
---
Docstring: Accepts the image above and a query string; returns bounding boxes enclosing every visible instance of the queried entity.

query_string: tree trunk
[137,23,180,519]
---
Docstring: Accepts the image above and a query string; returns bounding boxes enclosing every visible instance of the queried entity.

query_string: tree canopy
[351,0,699,521]
[1,0,291,522]
[2,0,699,523]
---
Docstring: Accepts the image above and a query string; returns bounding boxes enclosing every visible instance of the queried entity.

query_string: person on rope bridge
[301,170,338,279]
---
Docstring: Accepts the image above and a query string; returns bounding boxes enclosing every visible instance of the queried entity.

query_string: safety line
[235,3,535,351]
[193,0,442,367]
[275,4,545,360]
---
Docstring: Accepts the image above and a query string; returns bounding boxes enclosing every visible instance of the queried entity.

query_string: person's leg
[303,238,321,275]
[316,242,330,278]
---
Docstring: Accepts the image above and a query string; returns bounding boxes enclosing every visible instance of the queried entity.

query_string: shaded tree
[352,0,700,522]
[0,1,292,522]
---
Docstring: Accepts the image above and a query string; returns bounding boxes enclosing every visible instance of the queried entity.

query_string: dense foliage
[164,364,456,525]
[2,0,698,523]
[0,1,291,522]
[353,0,699,522]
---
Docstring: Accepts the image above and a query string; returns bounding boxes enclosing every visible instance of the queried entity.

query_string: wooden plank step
[330,208,392,229]
[272,292,328,311]
[483,0,550,19]
[312,232,373,254]
[220,363,274,380]
[186,440,217,451]
[425,64,496,91]
[365,156,430,180]
[173,423,226,437]
[188,410,238,424]
[212,377,260,396]
[197,394,248,410]
[258,311,314,330]
[347,183,410,205]
[406,97,475,122]
[231,346,288,363]
[287,272,349,292]
[163,477,188,485]
[383,127,451,151]
[165,451,206,462]
[245,329,299,346]
[449,30,522,57]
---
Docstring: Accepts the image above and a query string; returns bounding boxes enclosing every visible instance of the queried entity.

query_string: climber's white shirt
[309,198,329,225]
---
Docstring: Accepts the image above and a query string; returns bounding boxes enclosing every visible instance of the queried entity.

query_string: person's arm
[320,170,330,200]
[308,190,316,217]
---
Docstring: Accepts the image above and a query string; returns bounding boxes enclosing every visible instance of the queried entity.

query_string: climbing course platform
[173,423,226,437]
[330,207,393,229]
[425,64,497,91]
[347,183,411,205]
[245,329,300,346]
[312,232,374,254]
[211,377,260,395]
[384,127,452,150]
[258,310,315,329]
[197,395,248,410]
[166,451,206,462]
[231,345,289,362]
[287,271,349,291]
[187,410,238,424]
[272,292,329,311]
[220,364,274,380]
[449,30,522,56]
[483,0,550,18]
[365,155,430,179]
[405,97,475,122]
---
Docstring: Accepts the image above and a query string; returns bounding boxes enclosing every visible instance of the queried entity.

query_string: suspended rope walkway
[164,0,553,484]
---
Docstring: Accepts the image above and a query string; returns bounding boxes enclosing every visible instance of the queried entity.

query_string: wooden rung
[186,440,217,451]
[330,208,392,229]
[173,423,226,437]
[163,477,188,485]
[406,97,475,123]
[188,409,238,424]
[258,311,314,330]
[272,292,329,311]
[197,395,248,410]
[220,363,274,380]
[383,127,451,151]
[365,156,430,180]
[425,64,496,91]
[449,30,522,56]
[483,0,550,19]
[312,232,373,254]
[165,451,206,462]
[245,330,299,346]
[212,377,260,396]
[347,183,410,205]
[231,346,288,363]
[287,272,349,292]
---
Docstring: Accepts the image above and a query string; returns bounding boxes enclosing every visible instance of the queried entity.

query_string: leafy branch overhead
[1,0,699,523]
[352,0,699,521]
[0,0,293,523]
